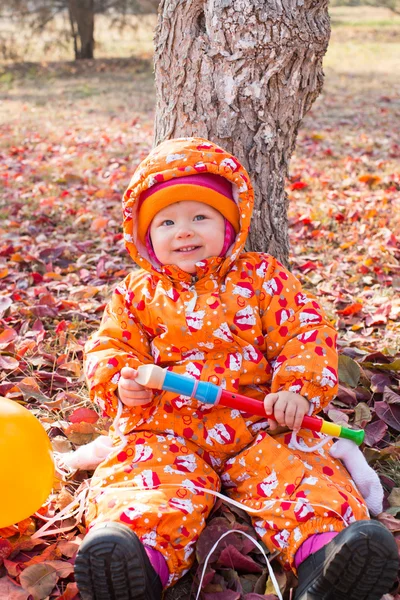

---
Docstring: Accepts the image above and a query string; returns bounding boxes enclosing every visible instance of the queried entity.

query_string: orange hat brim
[137,183,240,244]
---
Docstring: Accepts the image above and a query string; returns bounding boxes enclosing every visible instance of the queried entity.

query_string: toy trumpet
[135,365,365,445]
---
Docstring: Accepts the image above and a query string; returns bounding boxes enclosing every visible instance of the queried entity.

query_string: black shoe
[74,522,163,600]
[295,520,399,600]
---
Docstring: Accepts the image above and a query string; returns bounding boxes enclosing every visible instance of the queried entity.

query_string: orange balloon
[0,397,54,528]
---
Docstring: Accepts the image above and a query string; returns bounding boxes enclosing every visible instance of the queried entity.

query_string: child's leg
[222,429,398,598]
[294,531,338,568]
[81,431,220,590]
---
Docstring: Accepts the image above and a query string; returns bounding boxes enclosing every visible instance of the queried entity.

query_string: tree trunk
[153,0,330,265]
[68,0,95,60]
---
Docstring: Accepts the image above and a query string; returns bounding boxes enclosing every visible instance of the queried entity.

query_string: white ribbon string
[195,529,283,600]
[289,430,333,453]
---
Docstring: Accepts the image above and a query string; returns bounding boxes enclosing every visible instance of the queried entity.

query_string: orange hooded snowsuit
[84,138,369,588]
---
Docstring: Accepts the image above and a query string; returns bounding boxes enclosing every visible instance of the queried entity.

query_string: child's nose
[176,225,194,238]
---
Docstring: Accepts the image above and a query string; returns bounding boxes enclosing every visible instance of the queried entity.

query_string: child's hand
[264,391,310,431]
[118,366,153,407]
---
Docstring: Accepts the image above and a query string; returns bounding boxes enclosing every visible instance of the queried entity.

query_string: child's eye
[161,219,174,226]
[194,215,206,221]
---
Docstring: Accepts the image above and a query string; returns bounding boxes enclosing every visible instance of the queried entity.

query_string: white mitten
[329,438,384,516]
[62,435,114,470]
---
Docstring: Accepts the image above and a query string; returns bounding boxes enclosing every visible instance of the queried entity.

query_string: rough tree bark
[68,0,95,60]
[153,0,330,265]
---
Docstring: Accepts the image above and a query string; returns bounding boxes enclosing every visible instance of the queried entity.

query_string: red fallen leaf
[370,374,393,394]
[68,407,99,424]
[3,558,22,577]
[29,305,58,318]
[0,539,13,564]
[30,318,46,342]
[364,420,388,447]
[290,181,308,190]
[58,538,81,558]
[361,352,392,364]
[196,518,256,565]
[365,305,391,326]
[374,401,400,431]
[217,544,263,573]
[24,542,61,567]
[35,371,71,385]
[337,302,363,316]
[383,387,400,405]
[0,355,19,370]
[336,385,358,407]
[0,576,28,599]
[376,512,400,533]
[298,261,318,273]
[31,272,43,284]
[55,320,68,334]
[0,382,16,396]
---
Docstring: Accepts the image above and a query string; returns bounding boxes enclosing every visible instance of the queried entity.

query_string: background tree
[68,0,95,59]
[154,0,331,265]
[0,0,158,60]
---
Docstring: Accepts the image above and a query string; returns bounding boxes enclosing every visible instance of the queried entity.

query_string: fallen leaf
[0,576,28,599]
[375,401,400,432]
[338,354,361,387]
[0,539,13,563]
[19,563,58,599]
[58,581,80,599]
[0,355,19,370]
[68,407,99,424]
[364,420,388,446]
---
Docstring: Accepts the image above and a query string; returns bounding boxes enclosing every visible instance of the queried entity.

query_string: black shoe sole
[74,522,163,600]
[295,520,399,600]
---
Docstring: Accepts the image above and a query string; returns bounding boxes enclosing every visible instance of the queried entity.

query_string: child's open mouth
[176,246,200,253]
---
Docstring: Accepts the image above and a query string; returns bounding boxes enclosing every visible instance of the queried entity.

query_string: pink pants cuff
[144,545,169,588]
[294,531,338,568]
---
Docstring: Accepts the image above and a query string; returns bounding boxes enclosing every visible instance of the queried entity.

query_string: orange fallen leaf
[91,216,109,231]
[0,525,19,538]
[59,581,80,599]
[358,174,382,185]
[337,302,363,316]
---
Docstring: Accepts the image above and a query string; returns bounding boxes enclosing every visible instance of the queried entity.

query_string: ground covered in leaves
[0,14,400,600]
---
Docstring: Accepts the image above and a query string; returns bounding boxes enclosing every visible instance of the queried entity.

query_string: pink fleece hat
[141,173,238,265]
[137,173,240,245]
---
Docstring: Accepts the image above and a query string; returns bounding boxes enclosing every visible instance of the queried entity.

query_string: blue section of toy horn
[163,371,220,405]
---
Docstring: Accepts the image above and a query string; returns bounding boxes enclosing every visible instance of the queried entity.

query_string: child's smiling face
[149,201,226,273]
